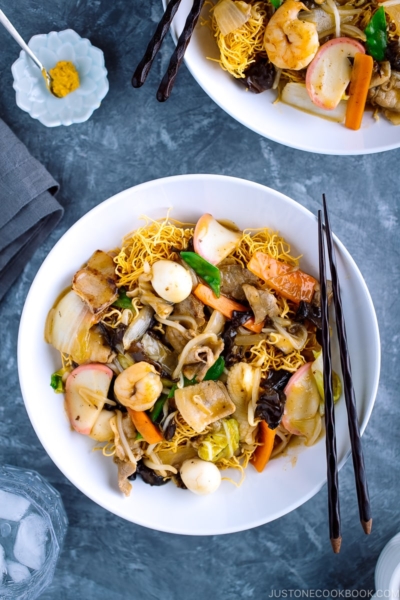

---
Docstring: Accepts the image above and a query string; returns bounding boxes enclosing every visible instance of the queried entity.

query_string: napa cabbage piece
[122,306,154,350]
[213,0,252,38]
[311,351,342,413]
[45,290,115,364]
[282,362,322,446]
[227,362,258,444]
[198,418,240,462]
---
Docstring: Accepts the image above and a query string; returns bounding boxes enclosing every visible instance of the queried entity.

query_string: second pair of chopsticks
[318,195,372,554]
[132,0,205,101]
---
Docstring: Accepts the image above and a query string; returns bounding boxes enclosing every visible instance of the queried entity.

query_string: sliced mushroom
[165,326,194,354]
[139,333,178,375]
[242,284,280,324]
[138,273,173,319]
[182,337,224,382]
[173,294,206,329]
[369,60,391,89]
[172,332,224,382]
[113,457,137,497]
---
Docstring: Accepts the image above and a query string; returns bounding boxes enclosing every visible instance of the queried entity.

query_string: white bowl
[375,533,400,595]
[11,29,109,127]
[18,174,380,534]
[162,0,400,155]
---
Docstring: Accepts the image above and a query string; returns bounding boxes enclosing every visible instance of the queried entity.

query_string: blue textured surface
[0,1,399,597]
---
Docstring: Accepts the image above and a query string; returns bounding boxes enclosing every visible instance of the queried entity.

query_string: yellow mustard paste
[49,61,80,98]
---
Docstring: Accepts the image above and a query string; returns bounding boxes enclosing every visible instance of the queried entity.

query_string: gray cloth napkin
[0,119,63,302]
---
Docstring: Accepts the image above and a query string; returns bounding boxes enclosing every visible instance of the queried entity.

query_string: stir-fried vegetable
[213,0,252,36]
[251,421,276,473]
[193,284,264,332]
[345,53,374,131]
[255,370,292,429]
[248,253,317,303]
[181,251,221,297]
[151,395,168,422]
[311,351,342,408]
[204,356,225,381]
[365,7,387,61]
[282,363,322,446]
[112,287,133,309]
[127,408,163,444]
[122,306,154,350]
[50,369,66,393]
[198,418,240,461]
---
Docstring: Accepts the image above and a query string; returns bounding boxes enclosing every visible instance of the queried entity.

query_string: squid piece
[175,381,236,433]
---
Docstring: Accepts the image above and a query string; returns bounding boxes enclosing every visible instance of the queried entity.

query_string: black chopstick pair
[132,0,206,101]
[318,196,372,554]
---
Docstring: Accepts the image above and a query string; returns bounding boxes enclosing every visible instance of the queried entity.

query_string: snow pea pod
[180,251,221,297]
[365,7,387,62]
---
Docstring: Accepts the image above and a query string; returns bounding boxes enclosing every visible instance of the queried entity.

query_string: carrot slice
[345,53,374,131]
[247,252,316,304]
[251,421,276,473]
[127,408,163,444]
[193,284,263,333]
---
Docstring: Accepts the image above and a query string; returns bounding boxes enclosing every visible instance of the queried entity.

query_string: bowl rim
[17,174,381,534]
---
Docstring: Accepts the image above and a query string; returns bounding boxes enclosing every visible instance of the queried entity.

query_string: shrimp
[114,362,163,411]
[264,0,319,71]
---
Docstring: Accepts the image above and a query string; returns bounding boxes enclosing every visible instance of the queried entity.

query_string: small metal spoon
[0,9,58,96]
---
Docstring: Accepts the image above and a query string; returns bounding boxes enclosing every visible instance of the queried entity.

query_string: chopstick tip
[132,77,142,89]
[362,519,373,535]
[331,537,342,554]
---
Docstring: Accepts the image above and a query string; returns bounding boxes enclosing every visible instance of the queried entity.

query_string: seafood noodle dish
[45,213,341,497]
[203,0,400,129]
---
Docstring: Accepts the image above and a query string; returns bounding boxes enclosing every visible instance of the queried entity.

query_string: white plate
[18,174,380,534]
[375,533,400,593]
[162,0,400,155]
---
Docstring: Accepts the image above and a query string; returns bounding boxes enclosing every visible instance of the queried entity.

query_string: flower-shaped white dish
[11,29,109,127]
